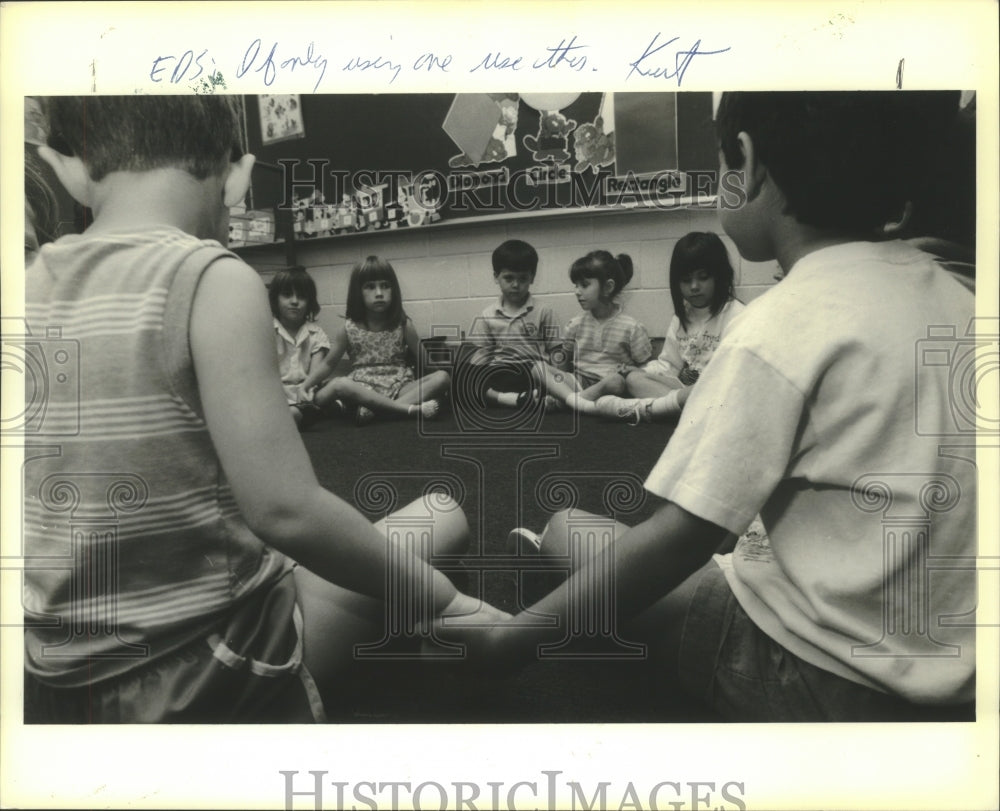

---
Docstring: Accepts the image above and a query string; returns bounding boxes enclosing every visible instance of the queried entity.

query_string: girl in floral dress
[300,256,449,425]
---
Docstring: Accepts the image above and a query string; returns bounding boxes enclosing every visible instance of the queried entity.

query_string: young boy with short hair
[23,96,496,722]
[448,92,978,721]
[465,238,559,407]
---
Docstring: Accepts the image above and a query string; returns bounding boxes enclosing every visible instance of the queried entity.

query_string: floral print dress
[345,319,415,399]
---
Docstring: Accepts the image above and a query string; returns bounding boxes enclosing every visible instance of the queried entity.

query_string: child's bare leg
[533,507,632,563]
[626,371,680,399]
[533,362,581,402]
[580,372,627,399]
[372,492,470,557]
[527,362,568,411]
[315,378,417,418]
[515,508,716,673]
[296,494,470,690]
[565,373,627,414]
[510,508,632,610]
[395,370,450,417]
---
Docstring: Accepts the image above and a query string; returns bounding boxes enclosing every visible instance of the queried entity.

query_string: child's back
[24,96,483,722]
[25,226,293,693]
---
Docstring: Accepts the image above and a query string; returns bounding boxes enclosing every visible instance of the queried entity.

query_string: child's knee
[625,373,647,396]
[325,377,352,399]
[608,374,627,395]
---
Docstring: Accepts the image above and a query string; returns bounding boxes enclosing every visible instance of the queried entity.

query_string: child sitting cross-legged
[299,255,450,426]
[596,232,745,424]
[269,266,331,429]
[532,250,653,415]
[465,238,560,409]
[24,96,504,723]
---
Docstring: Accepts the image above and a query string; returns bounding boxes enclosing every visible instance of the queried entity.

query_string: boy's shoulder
[30,227,239,290]
[478,299,505,319]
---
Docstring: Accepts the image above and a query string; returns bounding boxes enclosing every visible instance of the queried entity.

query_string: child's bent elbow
[242,497,313,549]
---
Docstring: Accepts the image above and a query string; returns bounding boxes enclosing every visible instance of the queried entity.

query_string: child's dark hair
[345,255,406,328]
[670,233,736,330]
[26,152,59,248]
[492,239,538,278]
[43,96,244,182]
[569,250,634,299]
[715,91,961,236]
[268,266,321,321]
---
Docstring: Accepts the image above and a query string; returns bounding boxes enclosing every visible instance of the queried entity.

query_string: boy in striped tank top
[23,96,502,722]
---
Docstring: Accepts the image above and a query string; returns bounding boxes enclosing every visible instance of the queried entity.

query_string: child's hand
[437,590,511,623]
[679,364,700,385]
[426,592,516,669]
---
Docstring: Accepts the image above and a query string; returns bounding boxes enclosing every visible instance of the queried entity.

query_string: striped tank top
[23,227,288,687]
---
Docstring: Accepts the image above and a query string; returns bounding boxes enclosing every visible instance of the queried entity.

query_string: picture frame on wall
[258,93,305,145]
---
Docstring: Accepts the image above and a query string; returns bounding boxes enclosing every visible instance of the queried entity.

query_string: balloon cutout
[519,93,581,112]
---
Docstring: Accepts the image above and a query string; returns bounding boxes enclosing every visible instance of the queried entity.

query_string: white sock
[657,389,682,415]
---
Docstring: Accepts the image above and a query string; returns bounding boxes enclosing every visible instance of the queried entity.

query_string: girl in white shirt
[597,232,745,424]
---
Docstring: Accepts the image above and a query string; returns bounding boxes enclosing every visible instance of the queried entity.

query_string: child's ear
[37,145,93,207]
[602,277,616,298]
[223,153,256,208]
[881,200,913,237]
[735,131,767,202]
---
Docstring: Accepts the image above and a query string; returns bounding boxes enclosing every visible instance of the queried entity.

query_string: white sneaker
[594,395,652,426]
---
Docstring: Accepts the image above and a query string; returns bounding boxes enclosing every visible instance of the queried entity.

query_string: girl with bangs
[300,255,450,425]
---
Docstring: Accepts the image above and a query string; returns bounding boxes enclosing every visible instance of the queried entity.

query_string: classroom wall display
[242,92,718,242]
[258,94,306,146]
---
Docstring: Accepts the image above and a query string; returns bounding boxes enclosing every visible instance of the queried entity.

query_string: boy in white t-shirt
[444,91,979,721]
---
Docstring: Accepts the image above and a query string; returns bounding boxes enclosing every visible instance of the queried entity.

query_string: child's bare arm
[442,499,728,664]
[190,259,459,614]
[301,327,348,393]
[402,318,423,367]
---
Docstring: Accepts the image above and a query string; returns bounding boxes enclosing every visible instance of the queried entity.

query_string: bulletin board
[242,92,718,242]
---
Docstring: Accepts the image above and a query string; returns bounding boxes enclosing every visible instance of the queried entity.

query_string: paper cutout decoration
[445,94,519,168]
[523,110,577,163]
[259,94,305,145]
[612,93,678,176]
[572,95,616,174]
[520,92,581,112]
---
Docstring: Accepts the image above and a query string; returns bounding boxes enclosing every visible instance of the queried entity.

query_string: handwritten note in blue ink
[145,32,731,91]
[237,40,329,92]
[626,33,730,85]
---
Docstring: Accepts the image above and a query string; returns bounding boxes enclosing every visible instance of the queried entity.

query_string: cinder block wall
[242,207,780,342]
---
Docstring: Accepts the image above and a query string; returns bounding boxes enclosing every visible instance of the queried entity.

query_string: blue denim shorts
[677,562,974,722]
